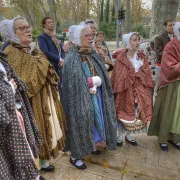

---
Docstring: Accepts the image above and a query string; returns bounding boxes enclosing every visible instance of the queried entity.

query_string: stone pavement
[40,134,180,180]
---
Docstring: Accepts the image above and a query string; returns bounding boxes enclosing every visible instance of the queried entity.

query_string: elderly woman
[148,22,180,152]
[111,32,154,146]
[0,17,66,171]
[0,52,43,179]
[62,25,117,169]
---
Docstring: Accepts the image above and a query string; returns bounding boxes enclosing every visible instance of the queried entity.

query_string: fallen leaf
[102,159,110,169]
[120,168,129,174]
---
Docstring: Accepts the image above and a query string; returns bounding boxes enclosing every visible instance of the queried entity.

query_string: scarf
[44,28,61,53]
[62,46,117,159]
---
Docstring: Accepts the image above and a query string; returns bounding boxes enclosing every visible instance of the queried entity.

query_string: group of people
[0,15,179,179]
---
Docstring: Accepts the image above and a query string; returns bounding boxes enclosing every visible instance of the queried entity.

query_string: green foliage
[100,0,104,22]
[56,21,62,34]
[99,22,116,41]
[32,28,43,41]
[105,0,110,23]
[132,23,150,39]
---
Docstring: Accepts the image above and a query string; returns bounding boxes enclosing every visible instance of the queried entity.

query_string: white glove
[105,64,110,70]
[9,79,17,94]
[92,76,102,87]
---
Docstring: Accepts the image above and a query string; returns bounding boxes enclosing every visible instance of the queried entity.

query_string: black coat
[154,31,171,63]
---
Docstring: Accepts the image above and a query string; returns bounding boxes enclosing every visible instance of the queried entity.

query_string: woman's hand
[9,79,17,94]
[58,58,64,67]
[9,79,17,89]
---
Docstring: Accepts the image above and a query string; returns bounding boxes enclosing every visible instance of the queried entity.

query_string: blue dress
[82,61,106,145]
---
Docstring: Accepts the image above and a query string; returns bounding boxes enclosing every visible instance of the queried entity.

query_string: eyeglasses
[14,26,32,32]
[82,34,93,39]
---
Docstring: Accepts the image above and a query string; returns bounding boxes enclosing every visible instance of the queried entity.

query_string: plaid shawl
[159,38,180,88]
[111,49,154,123]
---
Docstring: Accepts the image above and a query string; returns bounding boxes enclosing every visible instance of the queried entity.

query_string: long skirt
[148,80,180,143]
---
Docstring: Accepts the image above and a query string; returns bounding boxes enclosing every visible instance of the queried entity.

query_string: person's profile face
[129,34,140,51]
[165,21,175,34]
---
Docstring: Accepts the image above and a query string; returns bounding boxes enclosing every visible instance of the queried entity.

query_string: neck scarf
[44,28,61,53]
[168,33,173,40]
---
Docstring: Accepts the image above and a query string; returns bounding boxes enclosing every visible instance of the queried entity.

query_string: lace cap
[0,16,25,43]
[122,32,139,50]
[69,25,86,47]
[174,22,180,41]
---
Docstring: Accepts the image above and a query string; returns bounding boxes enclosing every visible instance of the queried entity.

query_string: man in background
[153,19,174,102]
[38,17,65,97]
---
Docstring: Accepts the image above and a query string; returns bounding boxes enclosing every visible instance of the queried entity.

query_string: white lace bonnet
[174,22,180,41]
[122,32,140,50]
[0,16,25,43]
[68,24,90,47]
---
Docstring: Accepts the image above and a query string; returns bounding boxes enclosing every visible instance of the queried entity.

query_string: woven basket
[120,119,146,131]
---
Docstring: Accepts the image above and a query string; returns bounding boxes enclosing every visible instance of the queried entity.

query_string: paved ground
[40,134,180,180]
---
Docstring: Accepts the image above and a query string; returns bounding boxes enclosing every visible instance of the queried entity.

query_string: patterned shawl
[0,53,41,179]
[62,46,117,159]
[111,49,154,122]
[159,38,180,88]
[44,28,61,53]
[4,44,67,160]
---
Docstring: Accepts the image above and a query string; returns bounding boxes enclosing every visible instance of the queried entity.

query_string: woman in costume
[148,22,180,152]
[94,31,113,71]
[111,32,154,146]
[0,16,66,171]
[62,25,117,169]
[0,51,43,179]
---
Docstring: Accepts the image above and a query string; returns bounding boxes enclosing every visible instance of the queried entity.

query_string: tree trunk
[0,0,5,9]
[150,0,180,37]
[113,0,118,11]
[87,0,90,18]
[105,0,110,23]
[100,0,104,22]
[124,0,131,33]
[21,0,34,26]
[47,0,57,29]
[37,0,48,17]
[111,3,115,22]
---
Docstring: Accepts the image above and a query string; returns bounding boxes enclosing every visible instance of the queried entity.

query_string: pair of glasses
[83,34,93,38]
[14,26,32,32]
